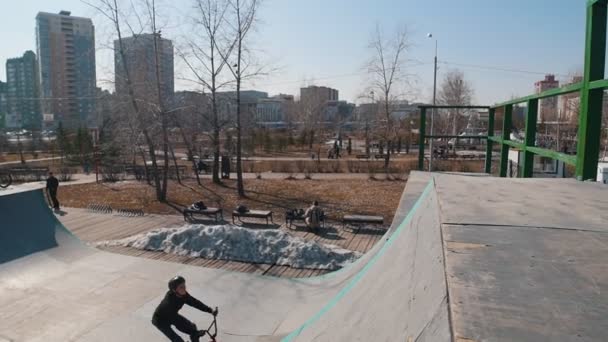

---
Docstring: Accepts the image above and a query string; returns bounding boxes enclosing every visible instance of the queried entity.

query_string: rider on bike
[152,276,218,342]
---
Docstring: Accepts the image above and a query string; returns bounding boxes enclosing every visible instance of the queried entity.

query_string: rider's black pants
[152,314,200,342]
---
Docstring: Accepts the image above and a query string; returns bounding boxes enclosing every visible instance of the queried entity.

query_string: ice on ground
[96,224,362,270]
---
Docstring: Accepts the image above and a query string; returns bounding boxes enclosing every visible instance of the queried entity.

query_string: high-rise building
[300,86,339,106]
[6,51,41,130]
[535,74,559,123]
[0,81,7,129]
[36,11,96,129]
[114,34,174,105]
[256,94,295,128]
[559,76,583,124]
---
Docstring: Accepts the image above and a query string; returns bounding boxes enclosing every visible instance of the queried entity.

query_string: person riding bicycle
[152,276,218,342]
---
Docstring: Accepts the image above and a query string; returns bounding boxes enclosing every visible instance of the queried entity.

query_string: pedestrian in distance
[46,172,60,210]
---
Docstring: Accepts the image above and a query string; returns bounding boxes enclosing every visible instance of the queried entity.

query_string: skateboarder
[152,276,218,342]
[46,172,60,210]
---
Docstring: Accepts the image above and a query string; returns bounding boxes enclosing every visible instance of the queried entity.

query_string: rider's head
[168,276,187,296]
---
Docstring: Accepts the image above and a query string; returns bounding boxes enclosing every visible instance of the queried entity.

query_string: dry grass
[0,152,55,163]
[59,178,406,223]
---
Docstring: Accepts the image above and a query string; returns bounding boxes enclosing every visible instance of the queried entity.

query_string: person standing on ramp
[46,172,60,210]
[152,276,218,342]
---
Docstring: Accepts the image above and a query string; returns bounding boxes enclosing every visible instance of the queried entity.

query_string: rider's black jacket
[152,291,213,323]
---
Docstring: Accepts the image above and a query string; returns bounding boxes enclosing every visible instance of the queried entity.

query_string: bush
[330,161,341,173]
[59,167,75,182]
[101,166,125,182]
[295,160,306,173]
[243,161,256,173]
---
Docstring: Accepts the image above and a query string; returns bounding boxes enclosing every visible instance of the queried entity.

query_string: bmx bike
[198,307,219,342]
[0,170,12,188]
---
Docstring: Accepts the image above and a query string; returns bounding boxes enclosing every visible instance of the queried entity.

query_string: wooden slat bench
[232,210,274,225]
[342,215,385,231]
[183,208,223,222]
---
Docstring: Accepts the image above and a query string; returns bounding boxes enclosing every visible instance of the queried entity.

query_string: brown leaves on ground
[59,178,406,223]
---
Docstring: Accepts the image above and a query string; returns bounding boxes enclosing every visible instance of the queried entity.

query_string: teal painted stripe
[281,180,435,341]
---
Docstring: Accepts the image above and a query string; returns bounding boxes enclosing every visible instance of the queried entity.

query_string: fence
[419,0,608,181]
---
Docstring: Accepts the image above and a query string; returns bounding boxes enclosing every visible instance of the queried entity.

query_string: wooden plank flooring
[59,208,387,279]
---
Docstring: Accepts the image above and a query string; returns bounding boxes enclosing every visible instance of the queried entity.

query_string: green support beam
[418,108,426,171]
[426,135,487,139]
[502,140,524,149]
[488,136,502,143]
[521,99,539,178]
[484,108,495,173]
[576,0,607,180]
[493,82,582,108]
[527,147,578,166]
[499,105,513,177]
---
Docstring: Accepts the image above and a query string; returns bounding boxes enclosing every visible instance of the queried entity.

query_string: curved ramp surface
[0,177,444,342]
[2,173,607,341]
[0,189,58,263]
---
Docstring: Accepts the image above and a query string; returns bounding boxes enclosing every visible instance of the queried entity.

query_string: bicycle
[198,307,219,342]
[0,170,12,188]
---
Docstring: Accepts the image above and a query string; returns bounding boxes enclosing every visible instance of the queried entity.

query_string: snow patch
[96,224,362,270]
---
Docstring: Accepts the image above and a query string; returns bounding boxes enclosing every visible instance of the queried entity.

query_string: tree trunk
[169,142,181,185]
[211,92,221,184]
[236,70,244,197]
[139,147,151,185]
[384,140,391,172]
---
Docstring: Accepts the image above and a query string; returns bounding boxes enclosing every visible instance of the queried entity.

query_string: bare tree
[298,90,326,153]
[215,0,264,197]
[180,0,235,184]
[84,0,171,201]
[437,69,473,136]
[366,24,411,171]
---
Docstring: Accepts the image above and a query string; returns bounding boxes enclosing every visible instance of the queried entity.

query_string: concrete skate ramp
[2,173,607,341]
[0,174,446,342]
[0,189,58,263]
[282,181,450,341]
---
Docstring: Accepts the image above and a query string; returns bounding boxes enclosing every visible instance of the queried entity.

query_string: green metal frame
[416,106,491,171]
[419,0,608,180]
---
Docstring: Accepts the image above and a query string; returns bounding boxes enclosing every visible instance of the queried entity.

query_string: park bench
[374,154,386,159]
[286,210,326,229]
[355,154,370,159]
[183,207,223,222]
[232,209,274,225]
[342,215,385,231]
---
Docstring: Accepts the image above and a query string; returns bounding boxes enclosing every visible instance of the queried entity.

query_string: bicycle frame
[200,308,218,342]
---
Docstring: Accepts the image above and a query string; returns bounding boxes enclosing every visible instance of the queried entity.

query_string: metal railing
[418,0,608,180]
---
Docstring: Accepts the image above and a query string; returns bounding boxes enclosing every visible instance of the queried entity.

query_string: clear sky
[0,0,587,105]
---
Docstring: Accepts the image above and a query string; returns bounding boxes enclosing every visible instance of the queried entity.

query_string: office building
[6,51,41,129]
[114,33,174,105]
[535,74,559,123]
[36,11,96,129]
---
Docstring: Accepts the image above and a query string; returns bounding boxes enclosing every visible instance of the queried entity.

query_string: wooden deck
[58,208,387,278]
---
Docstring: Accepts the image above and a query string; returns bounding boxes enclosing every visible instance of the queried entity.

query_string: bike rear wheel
[0,173,12,188]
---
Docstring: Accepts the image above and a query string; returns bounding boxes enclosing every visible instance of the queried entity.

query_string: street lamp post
[428,33,438,172]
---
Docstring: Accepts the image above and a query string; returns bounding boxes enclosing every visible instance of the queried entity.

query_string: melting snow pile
[97,224,362,270]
